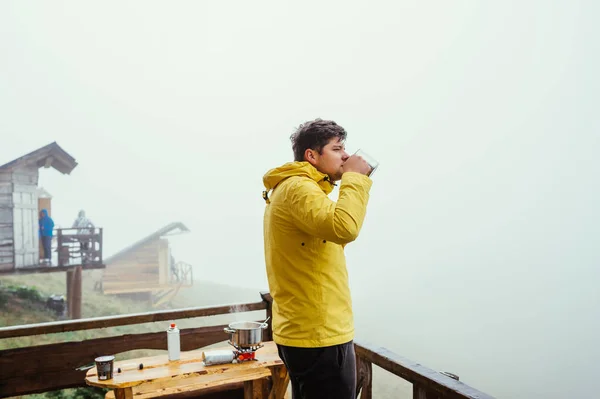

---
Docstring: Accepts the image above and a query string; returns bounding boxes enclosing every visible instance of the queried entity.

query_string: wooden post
[57,229,63,267]
[413,385,438,399]
[114,387,133,399]
[98,228,103,264]
[260,292,273,341]
[72,266,82,319]
[355,353,373,399]
[66,269,74,318]
[268,365,290,399]
[244,379,267,399]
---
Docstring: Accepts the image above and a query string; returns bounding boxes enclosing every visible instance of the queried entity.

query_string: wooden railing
[170,261,193,285]
[56,227,103,267]
[0,292,494,399]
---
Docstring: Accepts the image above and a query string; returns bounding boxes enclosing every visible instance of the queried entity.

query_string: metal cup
[95,355,115,380]
[354,149,379,177]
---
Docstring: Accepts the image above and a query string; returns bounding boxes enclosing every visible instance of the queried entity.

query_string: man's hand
[342,154,372,176]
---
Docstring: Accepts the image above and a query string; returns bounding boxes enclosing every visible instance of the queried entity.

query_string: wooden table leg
[268,365,290,399]
[114,387,133,399]
[244,378,267,399]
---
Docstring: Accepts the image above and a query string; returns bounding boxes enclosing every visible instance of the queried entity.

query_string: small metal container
[224,321,268,349]
[95,356,115,380]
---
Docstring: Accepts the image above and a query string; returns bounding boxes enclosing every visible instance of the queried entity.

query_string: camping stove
[202,342,264,366]
[203,319,269,366]
[229,341,264,363]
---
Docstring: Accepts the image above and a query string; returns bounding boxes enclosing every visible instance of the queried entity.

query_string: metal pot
[224,321,268,349]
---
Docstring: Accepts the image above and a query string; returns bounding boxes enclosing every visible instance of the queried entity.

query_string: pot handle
[223,327,236,334]
[260,316,271,329]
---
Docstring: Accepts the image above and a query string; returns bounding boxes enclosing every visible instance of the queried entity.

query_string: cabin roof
[104,222,190,264]
[0,142,78,175]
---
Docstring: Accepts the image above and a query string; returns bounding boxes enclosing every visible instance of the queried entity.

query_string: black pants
[41,236,52,260]
[277,341,356,399]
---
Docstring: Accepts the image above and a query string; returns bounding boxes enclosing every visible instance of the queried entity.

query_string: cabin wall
[0,171,13,271]
[103,240,161,294]
[158,238,169,285]
[12,167,39,268]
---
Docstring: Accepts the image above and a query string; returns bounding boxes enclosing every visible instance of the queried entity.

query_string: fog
[1,1,598,398]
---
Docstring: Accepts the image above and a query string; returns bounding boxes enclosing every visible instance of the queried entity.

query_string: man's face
[306,137,349,182]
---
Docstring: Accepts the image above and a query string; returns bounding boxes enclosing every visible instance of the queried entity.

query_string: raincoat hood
[262,161,334,203]
[39,209,54,237]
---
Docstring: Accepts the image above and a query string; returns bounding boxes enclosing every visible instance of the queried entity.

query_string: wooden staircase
[152,281,184,308]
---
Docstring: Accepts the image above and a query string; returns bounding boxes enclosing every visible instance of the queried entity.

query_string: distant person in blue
[39,209,54,265]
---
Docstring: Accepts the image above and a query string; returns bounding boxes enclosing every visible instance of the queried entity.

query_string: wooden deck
[0,292,496,399]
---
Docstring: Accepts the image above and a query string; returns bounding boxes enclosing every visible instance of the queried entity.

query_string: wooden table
[85,341,290,399]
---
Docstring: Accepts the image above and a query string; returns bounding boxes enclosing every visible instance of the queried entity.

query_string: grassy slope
[0,271,159,350]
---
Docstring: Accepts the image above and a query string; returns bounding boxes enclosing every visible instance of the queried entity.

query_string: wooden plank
[103,282,159,289]
[11,167,38,185]
[0,225,13,240]
[103,285,172,295]
[130,368,270,398]
[103,266,160,274]
[103,267,160,276]
[0,209,12,224]
[354,342,495,399]
[0,256,13,264]
[13,183,38,194]
[12,188,37,267]
[102,280,160,289]
[0,324,234,397]
[0,262,13,271]
[106,241,160,263]
[102,274,160,283]
[0,300,267,339]
[0,194,13,207]
[158,238,168,285]
[0,183,12,194]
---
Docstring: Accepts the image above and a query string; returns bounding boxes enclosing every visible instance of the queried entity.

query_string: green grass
[0,271,160,350]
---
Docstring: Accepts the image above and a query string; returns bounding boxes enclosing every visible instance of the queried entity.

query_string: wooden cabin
[101,222,193,306]
[0,142,106,274]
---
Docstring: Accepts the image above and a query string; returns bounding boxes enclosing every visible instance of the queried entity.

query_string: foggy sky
[1,2,598,398]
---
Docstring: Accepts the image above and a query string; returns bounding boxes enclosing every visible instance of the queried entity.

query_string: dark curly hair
[290,118,347,162]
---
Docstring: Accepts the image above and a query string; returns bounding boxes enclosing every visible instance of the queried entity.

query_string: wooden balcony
[0,227,105,275]
[56,227,104,268]
[0,293,495,399]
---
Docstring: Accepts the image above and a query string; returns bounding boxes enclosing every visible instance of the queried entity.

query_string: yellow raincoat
[262,162,372,347]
